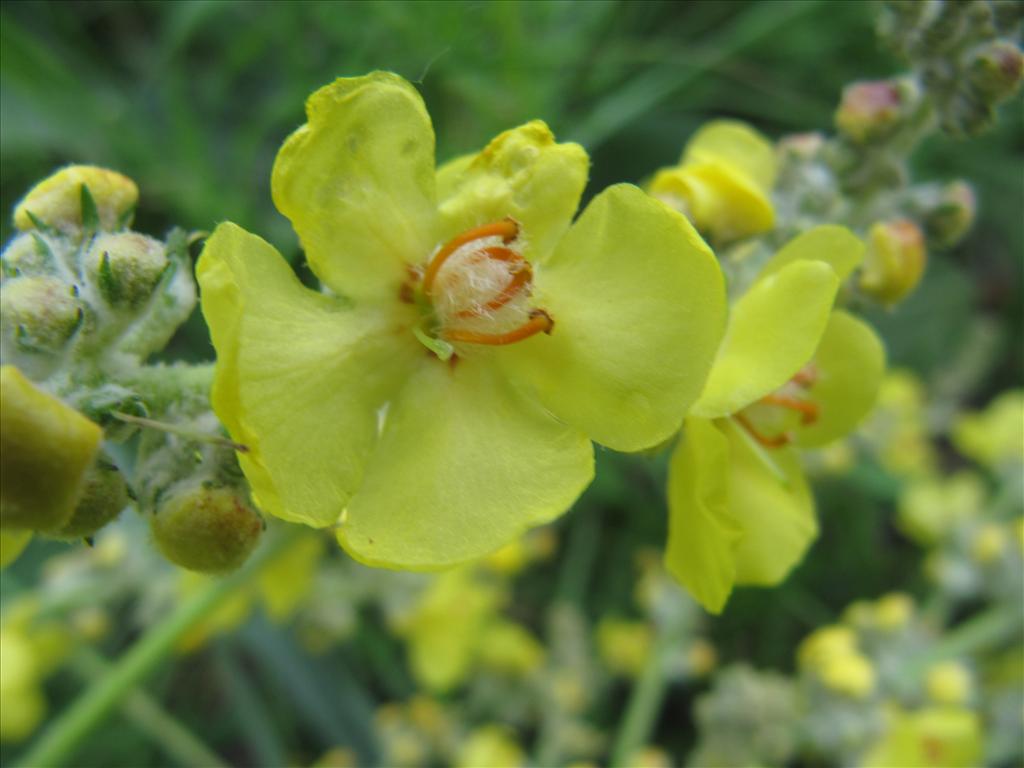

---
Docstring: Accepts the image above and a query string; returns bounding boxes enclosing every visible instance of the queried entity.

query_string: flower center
[734,364,820,448]
[403,218,554,359]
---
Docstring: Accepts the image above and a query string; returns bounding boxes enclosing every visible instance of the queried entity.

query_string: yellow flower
[861,706,982,768]
[648,120,777,243]
[198,72,726,569]
[925,662,972,706]
[455,725,524,768]
[952,390,1024,469]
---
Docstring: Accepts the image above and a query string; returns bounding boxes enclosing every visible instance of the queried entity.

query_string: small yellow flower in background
[477,620,545,677]
[198,72,727,570]
[898,472,985,547]
[861,705,982,768]
[455,725,524,768]
[596,618,654,678]
[625,745,674,768]
[860,218,927,305]
[0,628,46,743]
[970,523,1008,565]
[952,389,1024,470]
[872,592,914,631]
[926,662,973,707]
[859,370,937,477]
[798,625,875,699]
[647,120,777,244]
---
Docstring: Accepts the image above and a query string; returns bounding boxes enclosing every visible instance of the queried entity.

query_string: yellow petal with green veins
[338,358,593,570]
[197,222,418,528]
[436,120,588,265]
[797,311,885,447]
[693,260,839,419]
[756,225,865,284]
[665,418,741,614]
[499,184,727,452]
[683,120,777,192]
[724,419,817,586]
[272,72,439,300]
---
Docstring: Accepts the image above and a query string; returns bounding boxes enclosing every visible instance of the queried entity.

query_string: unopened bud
[1,233,59,278]
[925,181,976,247]
[1,366,102,533]
[13,166,138,236]
[85,232,168,308]
[860,219,927,305]
[968,40,1024,102]
[50,461,129,540]
[1,276,83,352]
[835,79,917,143]
[151,483,263,573]
[777,132,826,161]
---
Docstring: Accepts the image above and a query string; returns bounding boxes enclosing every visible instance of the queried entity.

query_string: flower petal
[665,418,741,614]
[724,420,817,586]
[197,222,417,528]
[756,225,865,284]
[271,72,438,299]
[797,310,885,447]
[436,121,588,264]
[683,120,777,192]
[648,164,775,244]
[337,358,593,569]
[693,260,839,418]
[499,184,727,452]
[0,529,31,568]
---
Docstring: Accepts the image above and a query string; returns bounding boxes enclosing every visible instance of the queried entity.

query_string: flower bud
[151,482,263,573]
[1,366,102,533]
[860,219,927,305]
[1,276,83,352]
[835,79,917,144]
[968,39,1024,102]
[1,233,59,278]
[13,166,138,236]
[925,181,976,247]
[84,232,168,308]
[777,132,826,161]
[49,461,129,540]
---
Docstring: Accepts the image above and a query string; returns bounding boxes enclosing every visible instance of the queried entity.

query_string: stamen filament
[455,257,533,318]
[422,218,519,295]
[734,412,792,448]
[760,393,820,424]
[444,309,553,346]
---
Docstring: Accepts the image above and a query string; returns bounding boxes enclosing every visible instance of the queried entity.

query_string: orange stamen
[760,393,820,425]
[455,257,533,319]
[791,365,818,388]
[444,309,553,346]
[734,412,792,448]
[422,219,519,295]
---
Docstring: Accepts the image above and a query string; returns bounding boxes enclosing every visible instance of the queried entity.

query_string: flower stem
[71,647,227,768]
[16,527,299,768]
[609,617,688,767]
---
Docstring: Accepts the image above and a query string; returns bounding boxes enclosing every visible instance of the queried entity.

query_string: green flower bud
[49,461,129,540]
[85,232,168,308]
[835,79,918,144]
[925,181,977,247]
[968,39,1024,102]
[1,232,60,278]
[1,366,102,533]
[0,276,83,352]
[860,219,927,306]
[13,166,138,236]
[151,483,263,573]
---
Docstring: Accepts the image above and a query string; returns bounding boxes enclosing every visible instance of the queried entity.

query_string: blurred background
[1,1,1021,766]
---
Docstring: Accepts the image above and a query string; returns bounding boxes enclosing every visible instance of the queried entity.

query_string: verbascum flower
[664,227,885,612]
[647,120,776,244]
[198,72,726,569]
[861,706,982,768]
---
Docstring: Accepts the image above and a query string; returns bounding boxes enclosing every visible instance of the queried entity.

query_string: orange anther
[422,218,519,295]
[760,393,820,425]
[444,309,553,346]
[791,365,818,388]
[734,412,792,448]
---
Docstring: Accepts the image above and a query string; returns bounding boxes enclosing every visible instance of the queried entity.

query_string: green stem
[609,619,688,768]
[902,606,1023,684]
[17,528,298,768]
[72,647,227,768]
